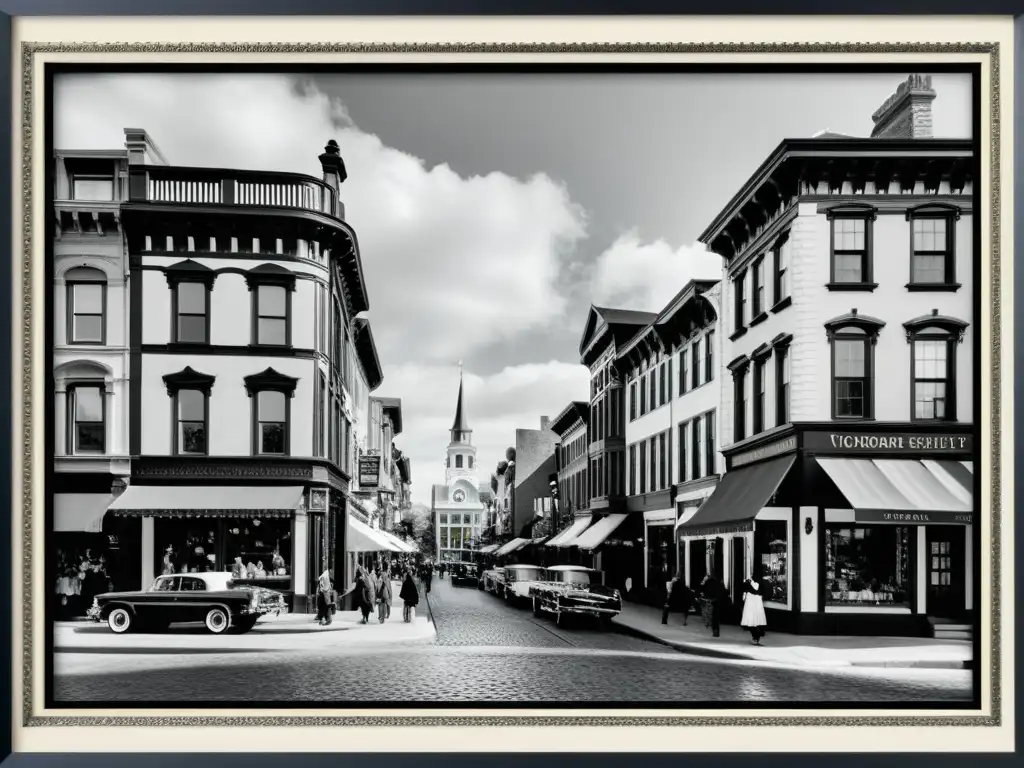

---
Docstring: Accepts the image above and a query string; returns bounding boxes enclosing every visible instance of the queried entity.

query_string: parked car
[482,567,506,595]
[528,565,622,628]
[450,561,480,587]
[86,572,289,635]
[501,564,548,606]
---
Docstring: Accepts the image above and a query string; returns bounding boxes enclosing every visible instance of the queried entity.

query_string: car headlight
[613,589,621,601]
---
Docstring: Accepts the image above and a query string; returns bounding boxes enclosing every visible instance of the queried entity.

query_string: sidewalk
[55,603,435,654]
[612,602,972,670]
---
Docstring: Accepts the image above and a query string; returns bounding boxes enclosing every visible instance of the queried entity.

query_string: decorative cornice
[243,367,299,398]
[162,366,216,396]
[244,263,298,292]
[903,310,969,344]
[164,258,216,289]
[824,309,886,343]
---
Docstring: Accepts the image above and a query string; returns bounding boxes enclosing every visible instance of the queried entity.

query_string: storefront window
[153,517,292,581]
[754,520,788,604]
[825,526,910,606]
[155,519,220,575]
[646,523,676,591]
[224,517,290,578]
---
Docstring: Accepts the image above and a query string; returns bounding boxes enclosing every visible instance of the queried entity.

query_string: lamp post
[549,480,559,534]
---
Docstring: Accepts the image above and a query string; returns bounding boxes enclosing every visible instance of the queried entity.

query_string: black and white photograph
[46,66,981,708]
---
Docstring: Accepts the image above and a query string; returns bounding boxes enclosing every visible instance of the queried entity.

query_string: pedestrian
[662,573,695,626]
[740,569,768,645]
[701,573,726,637]
[356,566,375,624]
[400,567,419,623]
[422,562,433,593]
[315,569,333,626]
[374,566,392,624]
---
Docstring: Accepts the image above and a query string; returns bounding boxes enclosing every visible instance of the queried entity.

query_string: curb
[612,620,973,669]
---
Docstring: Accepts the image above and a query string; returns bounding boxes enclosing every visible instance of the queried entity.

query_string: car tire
[107,607,133,634]
[204,607,230,634]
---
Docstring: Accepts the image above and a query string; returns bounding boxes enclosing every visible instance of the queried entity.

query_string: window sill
[770,296,792,314]
[729,327,748,342]
[905,282,962,293]
[825,282,878,292]
[748,311,770,328]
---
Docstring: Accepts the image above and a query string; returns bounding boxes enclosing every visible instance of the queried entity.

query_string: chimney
[870,74,936,139]
[318,139,347,219]
[540,416,551,431]
[123,128,168,166]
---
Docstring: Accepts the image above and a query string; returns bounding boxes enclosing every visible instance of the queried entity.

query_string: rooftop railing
[128,165,344,220]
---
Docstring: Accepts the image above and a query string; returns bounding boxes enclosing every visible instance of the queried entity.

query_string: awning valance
[107,485,304,518]
[378,528,417,553]
[677,455,796,537]
[546,516,593,547]
[55,493,113,533]
[348,516,402,552]
[816,458,973,524]
[571,513,628,550]
[495,537,528,556]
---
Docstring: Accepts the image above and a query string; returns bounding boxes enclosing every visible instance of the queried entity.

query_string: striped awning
[348,516,402,552]
[494,537,528,556]
[478,543,500,554]
[107,485,304,518]
[546,516,593,547]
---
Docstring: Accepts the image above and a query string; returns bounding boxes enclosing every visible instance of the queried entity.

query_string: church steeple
[445,365,477,486]
[450,364,471,444]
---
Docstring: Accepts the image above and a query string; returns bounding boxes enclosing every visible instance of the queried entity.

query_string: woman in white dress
[740,568,768,645]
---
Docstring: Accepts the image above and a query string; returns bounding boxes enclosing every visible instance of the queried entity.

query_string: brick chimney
[870,74,937,139]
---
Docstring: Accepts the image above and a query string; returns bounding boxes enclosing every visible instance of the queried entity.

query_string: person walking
[400,567,420,623]
[315,569,333,626]
[357,566,376,624]
[740,570,768,645]
[662,573,695,626]
[701,574,726,637]
[374,566,392,624]
[422,562,433,593]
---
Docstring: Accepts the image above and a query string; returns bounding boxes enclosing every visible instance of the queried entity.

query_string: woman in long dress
[374,567,393,624]
[358,566,376,624]
[399,567,419,623]
[315,569,333,626]
[740,569,768,645]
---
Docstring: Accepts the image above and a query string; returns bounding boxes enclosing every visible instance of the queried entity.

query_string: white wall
[140,354,316,457]
[798,506,818,613]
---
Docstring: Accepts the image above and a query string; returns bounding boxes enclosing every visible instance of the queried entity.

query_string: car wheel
[107,607,133,634]
[204,607,230,634]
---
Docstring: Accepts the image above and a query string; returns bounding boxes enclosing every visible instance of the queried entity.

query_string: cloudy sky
[54,70,971,503]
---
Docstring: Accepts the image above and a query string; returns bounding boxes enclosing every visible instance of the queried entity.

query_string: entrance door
[687,540,701,588]
[926,526,965,619]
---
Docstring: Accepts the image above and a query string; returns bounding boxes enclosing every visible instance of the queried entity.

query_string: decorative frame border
[18,40,1002,729]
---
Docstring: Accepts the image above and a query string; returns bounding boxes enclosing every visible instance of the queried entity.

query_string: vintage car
[500,564,548,606]
[528,565,622,628]
[449,561,480,587]
[87,572,289,635]
[481,567,506,594]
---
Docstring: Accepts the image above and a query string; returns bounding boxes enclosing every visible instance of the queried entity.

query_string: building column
[799,506,818,613]
[54,382,67,455]
[104,382,116,455]
[293,509,308,598]
[916,526,928,615]
[140,517,155,588]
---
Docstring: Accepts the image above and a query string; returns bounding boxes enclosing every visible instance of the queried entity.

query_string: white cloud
[379,361,589,504]
[590,231,723,312]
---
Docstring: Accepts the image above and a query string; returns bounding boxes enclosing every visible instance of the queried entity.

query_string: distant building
[548,402,590,537]
[509,417,560,537]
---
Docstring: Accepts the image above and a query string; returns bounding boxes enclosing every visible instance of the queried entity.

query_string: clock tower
[445,370,478,486]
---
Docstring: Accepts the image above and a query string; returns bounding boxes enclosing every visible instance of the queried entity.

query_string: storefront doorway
[646,523,676,592]
[926,526,965,619]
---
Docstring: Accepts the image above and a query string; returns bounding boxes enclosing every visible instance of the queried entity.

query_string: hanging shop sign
[358,455,381,488]
[854,510,974,525]
[804,431,972,455]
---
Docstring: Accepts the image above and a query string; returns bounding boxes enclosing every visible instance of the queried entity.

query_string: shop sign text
[854,510,974,525]
[358,455,381,488]
[805,432,972,454]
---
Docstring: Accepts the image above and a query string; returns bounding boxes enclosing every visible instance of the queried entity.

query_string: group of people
[661,568,768,645]
[351,564,422,625]
[55,548,113,619]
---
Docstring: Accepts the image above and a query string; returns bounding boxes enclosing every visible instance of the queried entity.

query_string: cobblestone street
[53,577,973,705]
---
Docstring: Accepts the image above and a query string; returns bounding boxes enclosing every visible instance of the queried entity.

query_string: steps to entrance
[929,617,973,642]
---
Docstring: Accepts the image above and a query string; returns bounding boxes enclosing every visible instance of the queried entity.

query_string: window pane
[914,382,946,419]
[177,282,206,314]
[259,285,287,317]
[177,315,207,343]
[73,315,103,342]
[73,178,114,200]
[73,283,103,313]
[74,387,103,421]
[261,423,286,454]
[834,339,865,377]
[914,339,947,378]
[834,218,866,250]
[914,218,946,251]
[177,389,205,421]
[834,253,863,282]
[835,380,865,417]
[179,422,206,454]
[76,423,104,451]
[825,526,910,606]
[258,390,286,421]
[912,254,945,283]
[258,318,287,345]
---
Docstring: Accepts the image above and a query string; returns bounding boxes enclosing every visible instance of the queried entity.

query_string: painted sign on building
[358,455,381,488]
[804,431,973,455]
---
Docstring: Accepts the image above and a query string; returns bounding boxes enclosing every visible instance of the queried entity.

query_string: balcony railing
[128,165,343,220]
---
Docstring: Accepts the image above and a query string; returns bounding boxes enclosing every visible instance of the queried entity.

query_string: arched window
[65,267,107,344]
[468,456,474,470]
[455,454,464,469]
[825,311,886,419]
[903,313,968,421]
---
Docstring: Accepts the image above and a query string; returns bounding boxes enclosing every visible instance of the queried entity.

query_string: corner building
[107,139,378,612]
[677,76,976,637]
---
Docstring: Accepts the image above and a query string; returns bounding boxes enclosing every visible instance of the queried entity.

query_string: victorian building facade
[100,137,382,612]
[677,76,976,637]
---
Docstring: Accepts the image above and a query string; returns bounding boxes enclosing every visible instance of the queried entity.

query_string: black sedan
[87,572,288,635]
[449,561,480,587]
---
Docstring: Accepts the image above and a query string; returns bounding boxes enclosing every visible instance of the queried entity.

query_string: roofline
[697,137,975,245]
[550,400,589,437]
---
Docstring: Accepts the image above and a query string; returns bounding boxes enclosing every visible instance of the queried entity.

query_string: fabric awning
[546,516,593,547]
[478,543,500,554]
[495,538,528,556]
[55,493,113,533]
[677,455,796,537]
[377,529,417,553]
[348,516,402,552]
[570,513,628,550]
[816,458,973,523]
[107,485,304,518]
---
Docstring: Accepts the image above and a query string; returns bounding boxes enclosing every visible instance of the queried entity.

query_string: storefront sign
[358,455,381,488]
[854,510,974,525]
[731,436,797,468]
[805,431,972,454]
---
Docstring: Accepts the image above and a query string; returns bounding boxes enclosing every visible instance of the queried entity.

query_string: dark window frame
[827,205,878,290]
[639,440,647,495]
[704,411,716,476]
[659,362,667,405]
[246,266,297,348]
[773,334,793,426]
[732,269,747,338]
[65,268,107,345]
[67,382,106,455]
[691,339,700,389]
[907,204,961,290]
[679,349,688,396]
[170,279,212,345]
[772,232,792,310]
[658,431,667,490]
[903,315,968,422]
[162,366,216,456]
[629,443,637,496]
[728,356,750,442]
[750,255,767,322]
[704,331,714,383]
[825,313,885,420]
[678,421,687,483]
[649,436,658,492]
[691,420,701,480]
[751,344,772,435]
[649,367,657,409]
[244,368,299,457]
[629,380,638,421]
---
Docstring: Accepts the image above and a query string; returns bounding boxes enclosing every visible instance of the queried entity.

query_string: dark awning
[677,455,796,537]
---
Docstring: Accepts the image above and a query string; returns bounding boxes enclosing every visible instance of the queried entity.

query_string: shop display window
[224,517,290,579]
[755,520,788,604]
[153,517,291,581]
[155,519,220,575]
[825,526,910,606]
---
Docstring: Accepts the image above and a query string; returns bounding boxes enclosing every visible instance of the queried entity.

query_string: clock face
[453,490,466,503]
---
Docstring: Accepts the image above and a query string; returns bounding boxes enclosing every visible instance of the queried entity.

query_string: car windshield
[550,570,595,585]
[149,577,177,592]
[509,568,544,581]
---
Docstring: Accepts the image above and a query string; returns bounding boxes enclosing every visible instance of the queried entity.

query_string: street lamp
[549,480,559,533]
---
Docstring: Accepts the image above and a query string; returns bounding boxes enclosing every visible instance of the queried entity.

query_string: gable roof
[550,401,589,438]
[578,304,658,362]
